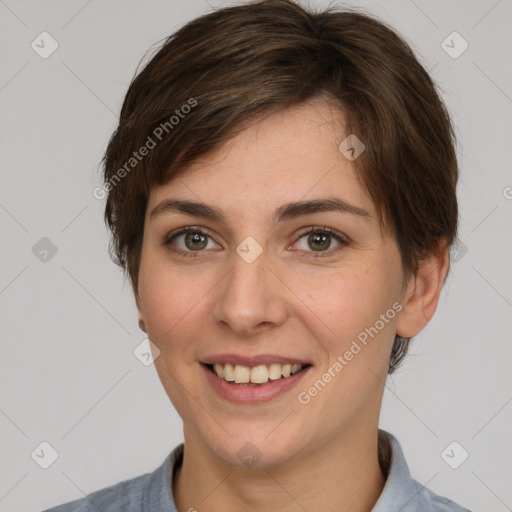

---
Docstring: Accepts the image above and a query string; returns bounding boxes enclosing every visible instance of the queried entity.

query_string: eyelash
[162,226,349,259]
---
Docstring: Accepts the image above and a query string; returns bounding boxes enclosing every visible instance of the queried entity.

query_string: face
[136,101,409,468]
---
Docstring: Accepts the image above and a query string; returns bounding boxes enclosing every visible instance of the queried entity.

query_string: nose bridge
[212,239,288,334]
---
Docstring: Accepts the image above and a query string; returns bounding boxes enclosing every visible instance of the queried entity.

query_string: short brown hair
[101,0,458,373]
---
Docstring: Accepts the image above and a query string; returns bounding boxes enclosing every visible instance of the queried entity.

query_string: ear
[134,284,147,333]
[396,240,450,339]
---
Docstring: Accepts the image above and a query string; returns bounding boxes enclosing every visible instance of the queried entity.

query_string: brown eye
[163,227,219,257]
[307,231,332,251]
[293,227,347,257]
[183,232,208,251]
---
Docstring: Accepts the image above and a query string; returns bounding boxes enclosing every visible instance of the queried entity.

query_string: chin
[200,423,311,469]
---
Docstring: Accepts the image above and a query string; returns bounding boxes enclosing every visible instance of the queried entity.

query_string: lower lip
[202,364,311,404]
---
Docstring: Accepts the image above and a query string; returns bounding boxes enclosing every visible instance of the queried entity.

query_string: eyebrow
[149,197,370,224]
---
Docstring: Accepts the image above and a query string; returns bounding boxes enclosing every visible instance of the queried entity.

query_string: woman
[45,0,471,510]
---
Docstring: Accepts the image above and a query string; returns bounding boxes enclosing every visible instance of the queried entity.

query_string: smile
[206,362,307,385]
[201,354,312,403]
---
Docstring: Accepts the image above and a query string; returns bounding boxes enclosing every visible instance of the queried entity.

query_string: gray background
[0,0,511,511]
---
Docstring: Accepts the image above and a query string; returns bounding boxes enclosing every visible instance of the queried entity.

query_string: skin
[135,100,449,512]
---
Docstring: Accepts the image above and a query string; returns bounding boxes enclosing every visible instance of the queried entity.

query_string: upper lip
[202,353,312,367]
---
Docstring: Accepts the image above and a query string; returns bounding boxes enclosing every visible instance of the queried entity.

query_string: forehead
[147,102,377,222]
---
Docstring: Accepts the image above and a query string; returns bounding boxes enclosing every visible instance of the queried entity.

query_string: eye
[291,226,348,257]
[163,227,220,257]
[163,225,348,258]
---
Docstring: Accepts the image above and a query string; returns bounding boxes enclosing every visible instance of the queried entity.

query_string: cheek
[138,265,208,417]
[294,263,398,346]
[137,257,206,352]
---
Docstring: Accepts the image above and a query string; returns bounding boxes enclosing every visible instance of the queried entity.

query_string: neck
[173,423,386,512]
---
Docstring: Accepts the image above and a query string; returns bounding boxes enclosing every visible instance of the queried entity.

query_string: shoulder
[42,445,183,512]
[42,472,151,512]
[408,478,473,512]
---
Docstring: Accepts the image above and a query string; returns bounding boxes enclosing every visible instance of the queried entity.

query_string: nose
[211,245,289,338]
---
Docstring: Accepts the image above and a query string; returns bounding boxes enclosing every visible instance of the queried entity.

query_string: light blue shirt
[43,429,471,511]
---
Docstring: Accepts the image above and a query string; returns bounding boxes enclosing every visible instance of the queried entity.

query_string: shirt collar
[373,429,437,511]
[142,442,181,511]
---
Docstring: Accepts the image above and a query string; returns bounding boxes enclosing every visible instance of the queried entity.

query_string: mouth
[200,354,313,403]
[203,362,310,385]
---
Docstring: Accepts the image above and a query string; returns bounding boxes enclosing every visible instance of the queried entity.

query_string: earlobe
[396,241,450,339]
[134,288,147,333]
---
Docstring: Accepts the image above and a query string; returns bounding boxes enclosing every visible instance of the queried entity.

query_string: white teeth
[250,365,269,384]
[223,363,235,381]
[268,363,282,380]
[210,362,306,384]
[213,363,223,378]
[281,364,291,378]
[234,364,250,383]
